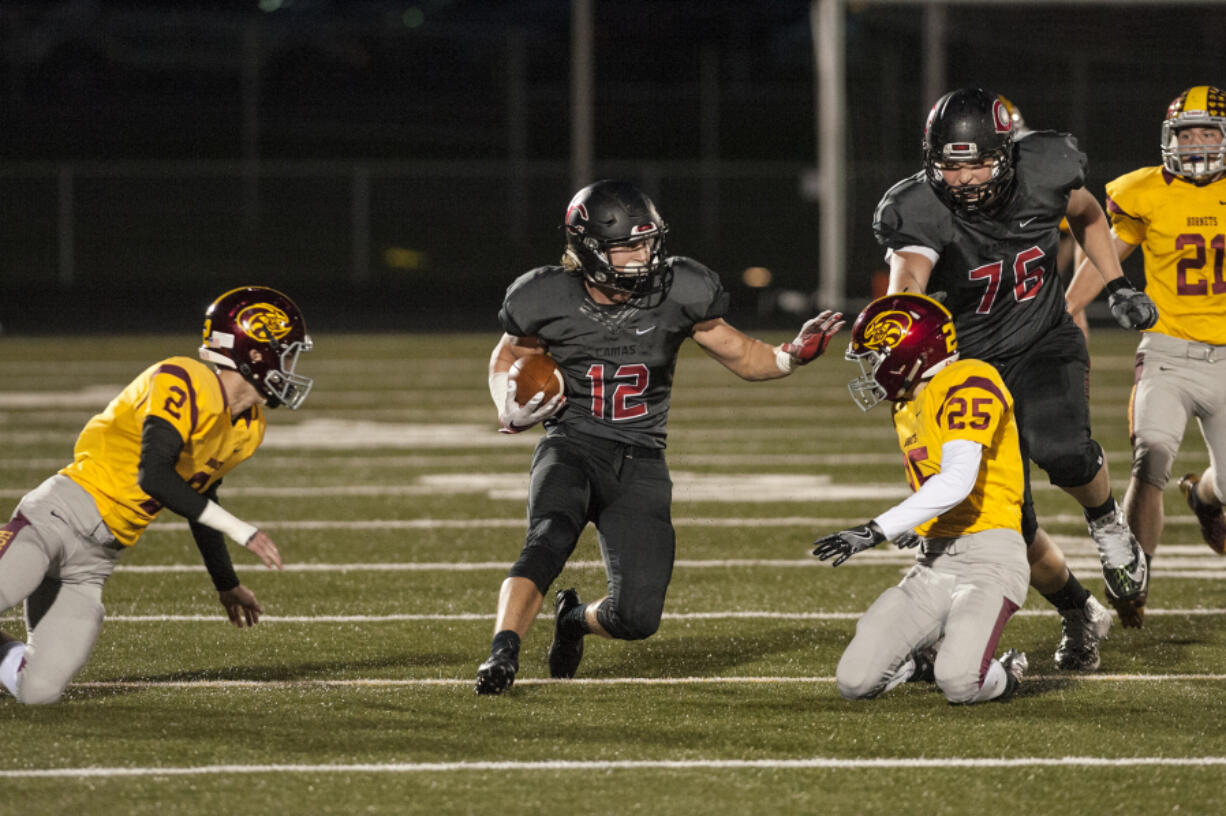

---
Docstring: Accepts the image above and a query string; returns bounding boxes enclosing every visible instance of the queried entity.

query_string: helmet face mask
[1161,85,1226,182]
[845,293,958,411]
[923,88,1016,217]
[564,180,671,306]
[199,286,314,410]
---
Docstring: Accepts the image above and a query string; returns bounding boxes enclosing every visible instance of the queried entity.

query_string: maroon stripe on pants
[0,512,31,562]
[979,596,1020,686]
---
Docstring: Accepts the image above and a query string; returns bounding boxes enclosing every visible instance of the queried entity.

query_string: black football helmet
[563,180,671,304]
[845,293,958,411]
[1161,85,1226,182]
[199,286,314,410]
[923,88,1016,216]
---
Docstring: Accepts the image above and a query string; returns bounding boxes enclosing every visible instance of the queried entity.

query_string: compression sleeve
[138,415,209,519]
[188,483,240,592]
[873,438,982,540]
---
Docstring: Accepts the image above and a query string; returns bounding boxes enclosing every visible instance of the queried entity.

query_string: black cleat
[547,588,585,679]
[475,649,518,695]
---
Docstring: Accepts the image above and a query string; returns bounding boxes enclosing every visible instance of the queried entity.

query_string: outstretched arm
[692,311,844,381]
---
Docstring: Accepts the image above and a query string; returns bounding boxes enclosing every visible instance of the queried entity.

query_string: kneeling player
[0,287,310,704]
[812,293,1028,704]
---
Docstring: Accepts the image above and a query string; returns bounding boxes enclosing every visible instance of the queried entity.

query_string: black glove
[893,530,923,550]
[1106,278,1158,330]
[812,521,887,567]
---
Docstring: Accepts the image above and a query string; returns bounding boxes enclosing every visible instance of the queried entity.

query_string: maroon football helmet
[199,286,313,410]
[845,293,958,411]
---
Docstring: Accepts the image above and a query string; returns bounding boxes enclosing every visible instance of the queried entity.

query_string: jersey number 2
[1176,234,1226,295]
[587,363,649,421]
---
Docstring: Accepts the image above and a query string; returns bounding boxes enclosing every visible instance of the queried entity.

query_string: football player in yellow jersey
[1067,85,1226,626]
[812,293,1029,704]
[0,286,312,704]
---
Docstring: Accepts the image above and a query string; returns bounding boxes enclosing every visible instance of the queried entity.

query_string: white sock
[0,641,27,697]
[969,659,1007,703]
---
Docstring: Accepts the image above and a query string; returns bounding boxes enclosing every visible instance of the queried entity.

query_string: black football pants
[994,319,1104,545]
[508,431,675,641]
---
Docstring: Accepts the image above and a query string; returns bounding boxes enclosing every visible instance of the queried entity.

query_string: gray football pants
[836,528,1029,704]
[1130,333,1226,501]
[0,475,121,704]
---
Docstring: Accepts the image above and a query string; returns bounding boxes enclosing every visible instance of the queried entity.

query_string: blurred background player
[812,293,1028,704]
[873,87,1159,670]
[1066,85,1226,625]
[0,286,311,704]
[475,179,844,694]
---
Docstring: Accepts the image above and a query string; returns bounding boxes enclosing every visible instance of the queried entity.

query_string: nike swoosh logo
[1019,217,1037,228]
[635,326,656,335]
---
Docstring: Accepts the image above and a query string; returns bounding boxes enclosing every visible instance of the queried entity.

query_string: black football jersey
[873,131,1086,363]
[498,257,730,448]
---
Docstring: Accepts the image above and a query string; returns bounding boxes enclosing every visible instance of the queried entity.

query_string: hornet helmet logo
[861,310,912,350]
[236,303,293,343]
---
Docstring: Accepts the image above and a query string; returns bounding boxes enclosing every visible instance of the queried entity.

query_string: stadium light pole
[570,0,594,190]
[812,0,846,312]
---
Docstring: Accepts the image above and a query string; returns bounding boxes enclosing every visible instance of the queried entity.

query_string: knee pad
[1040,438,1104,489]
[16,675,65,705]
[934,663,980,705]
[507,514,582,594]
[835,660,883,700]
[1131,431,1179,488]
[595,597,661,641]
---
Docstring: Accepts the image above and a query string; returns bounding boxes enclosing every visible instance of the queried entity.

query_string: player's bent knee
[934,663,980,705]
[595,601,661,641]
[15,675,66,705]
[835,646,886,700]
[1131,434,1178,488]
[507,515,582,593]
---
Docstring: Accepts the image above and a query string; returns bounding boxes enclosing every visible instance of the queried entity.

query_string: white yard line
[4,608,1221,624]
[2,754,1225,779]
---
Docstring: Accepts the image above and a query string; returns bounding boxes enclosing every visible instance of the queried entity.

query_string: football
[510,354,564,406]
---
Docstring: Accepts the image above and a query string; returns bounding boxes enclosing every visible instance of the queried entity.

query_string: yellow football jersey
[1106,166,1226,344]
[60,356,265,547]
[891,358,1023,538]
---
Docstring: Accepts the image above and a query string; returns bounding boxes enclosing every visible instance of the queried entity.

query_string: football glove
[498,379,565,434]
[1105,278,1158,330]
[781,310,845,367]
[811,520,887,567]
[892,530,923,550]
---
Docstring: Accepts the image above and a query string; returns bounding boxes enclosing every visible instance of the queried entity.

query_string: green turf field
[2,329,1224,814]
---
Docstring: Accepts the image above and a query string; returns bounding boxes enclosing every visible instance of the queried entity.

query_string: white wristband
[774,347,795,375]
[197,500,259,547]
[489,371,509,411]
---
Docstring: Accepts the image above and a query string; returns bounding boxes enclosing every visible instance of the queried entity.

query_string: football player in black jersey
[873,87,1158,670]
[474,179,844,694]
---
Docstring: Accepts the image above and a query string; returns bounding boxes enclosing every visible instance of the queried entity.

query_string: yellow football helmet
[1162,85,1226,181]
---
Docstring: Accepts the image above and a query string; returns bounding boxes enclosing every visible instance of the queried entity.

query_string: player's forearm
[138,417,208,519]
[873,440,981,539]
[189,519,240,592]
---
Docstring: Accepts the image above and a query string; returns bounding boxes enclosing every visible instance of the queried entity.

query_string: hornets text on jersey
[59,356,265,547]
[891,358,1024,539]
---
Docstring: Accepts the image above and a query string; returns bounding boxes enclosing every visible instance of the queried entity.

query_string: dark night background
[1,0,1223,334]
